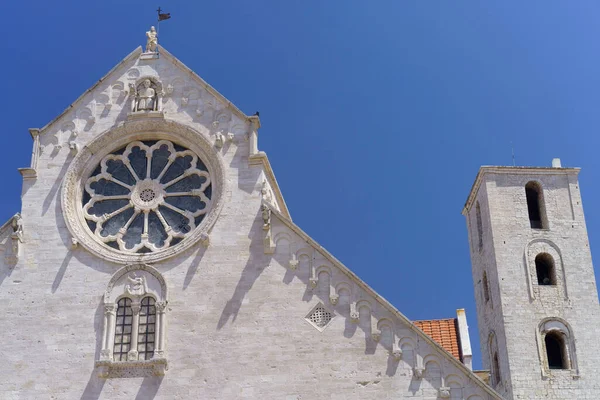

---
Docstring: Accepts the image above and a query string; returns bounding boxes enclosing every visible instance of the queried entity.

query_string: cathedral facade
[0,34,598,399]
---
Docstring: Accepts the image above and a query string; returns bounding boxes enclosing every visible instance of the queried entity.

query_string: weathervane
[147,7,170,56]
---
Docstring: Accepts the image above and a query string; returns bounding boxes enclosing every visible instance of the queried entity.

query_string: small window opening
[476,202,483,251]
[483,271,490,303]
[545,332,568,369]
[535,253,556,285]
[526,182,546,229]
[493,352,501,385]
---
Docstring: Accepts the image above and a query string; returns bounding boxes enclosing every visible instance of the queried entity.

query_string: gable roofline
[35,45,262,137]
[462,165,580,215]
[36,47,144,136]
[266,202,502,399]
[157,46,255,125]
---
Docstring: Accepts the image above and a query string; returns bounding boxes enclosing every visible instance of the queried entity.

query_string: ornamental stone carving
[61,119,226,264]
[129,78,164,113]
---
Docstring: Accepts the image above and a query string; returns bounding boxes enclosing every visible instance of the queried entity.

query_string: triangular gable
[24,45,291,219]
[265,201,502,399]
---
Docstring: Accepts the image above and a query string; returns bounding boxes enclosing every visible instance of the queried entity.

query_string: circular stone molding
[62,119,226,264]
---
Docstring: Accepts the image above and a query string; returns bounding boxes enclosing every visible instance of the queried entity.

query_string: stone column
[101,303,116,360]
[155,301,167,358]
[128,301,141,361]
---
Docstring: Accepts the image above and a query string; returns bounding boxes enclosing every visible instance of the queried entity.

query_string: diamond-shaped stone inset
[306,303,334,331]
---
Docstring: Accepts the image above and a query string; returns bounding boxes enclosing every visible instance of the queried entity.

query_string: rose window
[82,140,212,253]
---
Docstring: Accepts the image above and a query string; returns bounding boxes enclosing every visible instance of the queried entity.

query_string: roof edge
[157,46,253,124]
[38,47,143,135]
[462,165,581,215]
[267,203,503,399]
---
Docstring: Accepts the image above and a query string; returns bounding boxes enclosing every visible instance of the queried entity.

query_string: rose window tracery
[83,140,212,253]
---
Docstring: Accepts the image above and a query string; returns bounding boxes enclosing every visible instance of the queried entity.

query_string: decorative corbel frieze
[329,285,339,305]
[264,234,275,254]
[69,141,79,155]
[226,132,235,142]
[215,132,224,148]
[413,352,425,379]
[391,341,403,360]
[438,387,451,398]
[288,253,298,270]
[413,366,425,380]
[372,327,382,342]
[350,302,359,323]
[308,250,318,290]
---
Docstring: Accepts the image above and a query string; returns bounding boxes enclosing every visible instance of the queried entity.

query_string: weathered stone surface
[464,167,600,399]
[0,45,496,399]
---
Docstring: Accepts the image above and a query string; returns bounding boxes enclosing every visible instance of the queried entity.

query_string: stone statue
[146,26,158,53]
[130,79,163,113]
[137,79,156,111]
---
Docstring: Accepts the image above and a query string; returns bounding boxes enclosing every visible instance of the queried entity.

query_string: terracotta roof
[413,318,462,361]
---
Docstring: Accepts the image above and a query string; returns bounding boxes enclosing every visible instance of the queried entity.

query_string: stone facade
[0,43,498,399]
[464,166,600,399]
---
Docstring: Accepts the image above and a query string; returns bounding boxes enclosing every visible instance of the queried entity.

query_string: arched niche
[525,239,568,300]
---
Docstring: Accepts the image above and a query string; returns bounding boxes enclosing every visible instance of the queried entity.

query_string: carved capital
[131,303,141,314]
[155,301,167,313]
[104,303,117,316]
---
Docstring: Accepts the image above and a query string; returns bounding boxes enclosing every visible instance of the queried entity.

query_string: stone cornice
[265,202,503,400]
[462,165,580,215]
[249,152,291,220]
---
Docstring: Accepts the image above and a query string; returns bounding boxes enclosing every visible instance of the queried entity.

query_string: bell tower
[463,160,600,399]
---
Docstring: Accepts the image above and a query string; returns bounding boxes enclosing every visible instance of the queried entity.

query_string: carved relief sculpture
[129,79,163,113]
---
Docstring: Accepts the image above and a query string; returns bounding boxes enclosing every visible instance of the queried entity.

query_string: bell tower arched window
[545,332,568,369]
[525,182,547,229]
[535,253,556,285]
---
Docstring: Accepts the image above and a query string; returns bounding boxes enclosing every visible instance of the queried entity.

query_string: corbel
[350,302,359,323]
[372,319,381,342]
[329,284,339,305]
[308,250,318,290]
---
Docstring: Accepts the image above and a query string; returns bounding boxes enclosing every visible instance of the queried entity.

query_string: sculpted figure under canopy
[137,79,156,111]
[146,26,158,52]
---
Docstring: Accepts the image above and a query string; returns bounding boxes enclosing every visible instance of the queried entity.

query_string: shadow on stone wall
[217,207,272,330]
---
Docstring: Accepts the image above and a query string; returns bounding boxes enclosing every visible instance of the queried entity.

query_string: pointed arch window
[525,182,547,229]
[535,253,556,286]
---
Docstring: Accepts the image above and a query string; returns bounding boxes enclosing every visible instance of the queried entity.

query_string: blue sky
[2,1,600,370]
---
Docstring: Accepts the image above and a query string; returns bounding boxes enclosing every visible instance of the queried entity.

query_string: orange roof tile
[413,318,462,362]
